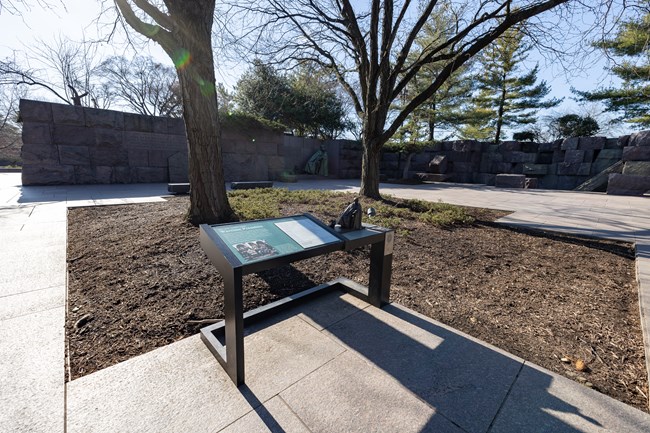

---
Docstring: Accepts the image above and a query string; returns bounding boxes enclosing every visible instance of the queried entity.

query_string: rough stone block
[561,137,579,150]
[539,175,558,189]
[512,163,524,174]
[52,124,94,147]
[73,165,97,184]
[21,142,59,165]
[451,172,473,183]
[557,162,581,175]
[152,117,168,134]
[564,149,585,164]
[231,181,273,190]
[416,173,450,182]
[19,99,53,123]
[95,128,123,148]
[604,138,620,149]
[124,113,154,132]
[578,163,591,176]
[448,151,472,163]
[617,135,630,148]
[428,155,448,174]
[442,142,454,151]
[128,149,149,166]
[21,122,52,145]
[451,141,472,152]
[547,163,558,175]
[85,108,124,129]
[557,175,579,190]
[503,151,524,163]
[21,164,74,185]
[90,148,128,166]
[597,148,623,160]
[521,142,539,153]
[148,150,175,167]
[525,177,538,189]
[59,145,90,165]
[623,161,650,177]
[552,150,565,163]
[168,118,186,136]
[622,146,650,161]
[629,130,650,147]
[495,174,525,188]
[168,152,189,183]
[134,166,167,183]
[112,166,132,183]
[256,142,279,156]
[453,162,474,173]
[523,163,548,175]
[592,159,619,175]
[607,173,650,195]
[582,149,595,162]
[52,104,85,125]
[96,166,113,184]
[474,173,495,185]
[492,162,513,173]
[536,152,553,164]
[578,136,606,150]
[498,141,521,152]
[538,142,557,152]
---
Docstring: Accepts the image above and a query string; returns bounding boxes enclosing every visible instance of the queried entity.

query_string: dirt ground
[66,194,647,411]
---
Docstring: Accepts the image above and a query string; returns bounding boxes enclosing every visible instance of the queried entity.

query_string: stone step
[231,181,274,190]
[167,183,190,194]
[415,173,451,182]
[607,173,650,196]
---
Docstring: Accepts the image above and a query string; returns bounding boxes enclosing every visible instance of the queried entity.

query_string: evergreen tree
[575,12,650,128]
[460,28,561,142]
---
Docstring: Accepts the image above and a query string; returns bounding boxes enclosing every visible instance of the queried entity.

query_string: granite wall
[381,131,650,194]
[19,99,362,185]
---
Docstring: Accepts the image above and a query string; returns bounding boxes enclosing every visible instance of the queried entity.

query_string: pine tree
[460,27,561,142]
[575,13,650,128]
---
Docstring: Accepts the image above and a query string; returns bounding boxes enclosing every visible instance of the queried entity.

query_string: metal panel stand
[200,224,394,386]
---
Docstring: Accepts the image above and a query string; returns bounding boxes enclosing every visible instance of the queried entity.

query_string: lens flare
[173,49,191,70]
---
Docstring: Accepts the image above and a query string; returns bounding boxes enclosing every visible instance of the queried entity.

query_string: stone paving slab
[67,336,253,433]
[0,285,64,321]
[321,303,524,433]
[490,362,650,433]
[280,350,464,433]
[0,307,64,433]
[217,396,310,433]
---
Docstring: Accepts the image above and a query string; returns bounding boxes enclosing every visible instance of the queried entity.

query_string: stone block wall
[380,132,650,193]
[20,100,362,185]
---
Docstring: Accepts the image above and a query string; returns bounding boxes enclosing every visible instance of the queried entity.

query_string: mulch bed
[66,195,648,411]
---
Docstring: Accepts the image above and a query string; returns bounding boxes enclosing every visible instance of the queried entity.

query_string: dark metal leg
[223,267,245,385]
[369,231,394,307]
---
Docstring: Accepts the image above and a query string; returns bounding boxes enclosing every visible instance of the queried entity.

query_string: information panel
[208,215,342,264]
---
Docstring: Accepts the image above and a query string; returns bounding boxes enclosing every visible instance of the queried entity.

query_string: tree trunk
[495,75,507,143]
[171,4,235,225]
[359,112,385,199]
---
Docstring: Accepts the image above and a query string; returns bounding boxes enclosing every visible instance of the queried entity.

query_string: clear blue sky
[0,1,635,137]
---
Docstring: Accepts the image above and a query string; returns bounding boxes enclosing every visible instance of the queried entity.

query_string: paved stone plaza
[1,173,650,432]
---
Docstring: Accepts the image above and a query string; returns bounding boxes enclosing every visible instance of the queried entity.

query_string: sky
[0,0,635,137]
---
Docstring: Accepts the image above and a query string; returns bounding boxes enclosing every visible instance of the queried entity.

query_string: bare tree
[228,0,577,198]
[0,84,26,165]
[112,0,234,224]
[99,55,182,117]
[0,35,109,107]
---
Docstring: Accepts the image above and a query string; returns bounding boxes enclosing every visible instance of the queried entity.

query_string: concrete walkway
[1,173,650,433]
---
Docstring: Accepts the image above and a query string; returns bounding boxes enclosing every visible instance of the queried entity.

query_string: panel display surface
[209,215,341,264]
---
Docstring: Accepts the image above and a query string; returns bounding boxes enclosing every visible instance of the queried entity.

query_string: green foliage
[512,130,538,141]
[220,111,285,133]
[575,13,650,128]
[234,60,350,138]
[460,27,561,142]
[549,114,600,138]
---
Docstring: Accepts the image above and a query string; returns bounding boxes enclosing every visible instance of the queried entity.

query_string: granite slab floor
[2,173,650,432]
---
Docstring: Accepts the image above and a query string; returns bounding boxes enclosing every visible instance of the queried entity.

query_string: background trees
[234,61,350,138]
[99,55,182,117]
[460,27,561,143]
[549,114,600,138]
[575,11,650,128]
[229,0,572,198]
